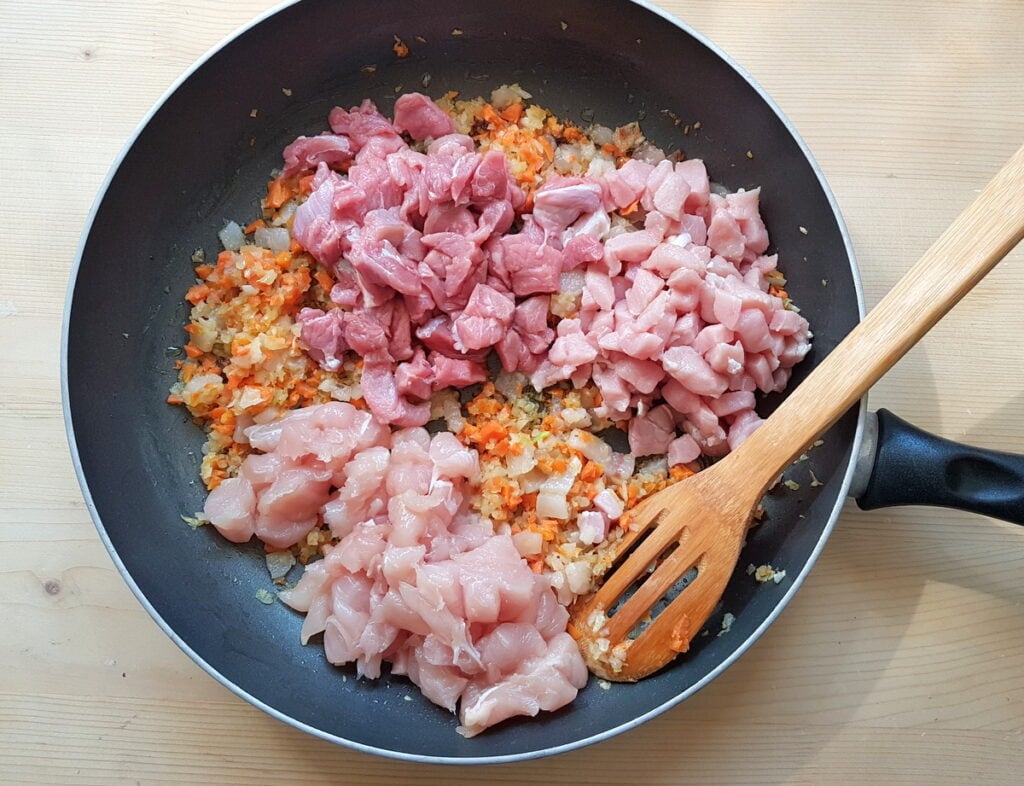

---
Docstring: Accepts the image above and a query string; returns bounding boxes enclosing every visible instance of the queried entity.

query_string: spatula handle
[731,144,1024,492]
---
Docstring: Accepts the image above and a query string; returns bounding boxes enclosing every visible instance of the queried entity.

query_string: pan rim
[60,0,867,764]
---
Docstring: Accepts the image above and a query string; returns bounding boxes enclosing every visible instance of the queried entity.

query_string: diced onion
[568,430,613,464]
[537,490,570,520]
[588,125,614,146]
[254,226,291,253]
[632,141,667,165]
[218,220,245,251]
[490,83,531,109]
[512,530,543,557]
[565,561,593,595]
[506,444,536,477]
[266,551,295,580]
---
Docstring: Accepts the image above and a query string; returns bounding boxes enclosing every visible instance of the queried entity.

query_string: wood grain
[2,0,1023,783]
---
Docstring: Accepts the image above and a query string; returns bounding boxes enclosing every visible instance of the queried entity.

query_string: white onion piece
[586,155,616,179]
[218,220,245,251]
[512,530,543,557]
[254,226,291,253]
[494,371,526,400]
[270,199,298,226]
[565,561,593,595]
[589,125,614,146]
[441,395,464,433]
[534,457,582,520]
[537,490,570,520]
[506,444,536,477]
[518,469,548,494]
[265,550,295,580]
[632,141,667,165]
[490,83,531,109]
[568,430,613,465]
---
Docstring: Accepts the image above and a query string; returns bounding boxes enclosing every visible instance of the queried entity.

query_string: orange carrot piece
[580,460,603,482]
[314,270,334,293]
[265,176,297,209]
[499,102,524,123]
[185,284,210,304]
[480,103,504,127]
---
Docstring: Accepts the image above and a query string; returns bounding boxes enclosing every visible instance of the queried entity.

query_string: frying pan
[62,0,1024,763]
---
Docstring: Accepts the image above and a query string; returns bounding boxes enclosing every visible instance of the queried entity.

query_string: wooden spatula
[569,144,1024,682]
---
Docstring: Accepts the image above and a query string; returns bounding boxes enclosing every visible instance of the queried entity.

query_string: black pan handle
[855,409,1024,524]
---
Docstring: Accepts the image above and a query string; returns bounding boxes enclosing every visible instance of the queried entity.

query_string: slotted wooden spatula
[569,144,1024,682]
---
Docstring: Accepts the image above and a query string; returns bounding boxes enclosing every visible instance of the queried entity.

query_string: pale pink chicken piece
[667,433,701,466]
[602,159,654,209]
[627,404,677,456]
[271,421,587,734]
[204,476,256,543]
[532,176,603,236]
[661,345,729,398]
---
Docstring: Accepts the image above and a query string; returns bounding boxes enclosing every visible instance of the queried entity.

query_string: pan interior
[65,0,860,762]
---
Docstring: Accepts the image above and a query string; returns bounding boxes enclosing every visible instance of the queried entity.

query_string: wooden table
[3,0,1023,782]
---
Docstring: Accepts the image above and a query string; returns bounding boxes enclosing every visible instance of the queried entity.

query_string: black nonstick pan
[62,0,1024,763]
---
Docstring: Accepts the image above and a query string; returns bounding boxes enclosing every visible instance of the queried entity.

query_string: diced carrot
[499,102,523,124]
[194,264,214,280]
[244,218,266,234]
[492,438,512,458]
[538,135,554,162]
[768,285,789,299]
[183,343,204,359]
[265,176,297,209]
[580,460,603,482]
[293,380,318,401]
[314,270,334,293]
[550,457,567,473]
[670,464,697,481]
[290,238,304,254]
[393,36,409,58]
[166,394,184,405]
[298,174,315,194]
[562,125,583,142]
[621,200,640,216]
[185,284,211,304]
[475,421,508,445]
[480,103,504,127]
